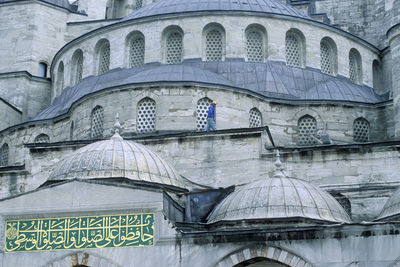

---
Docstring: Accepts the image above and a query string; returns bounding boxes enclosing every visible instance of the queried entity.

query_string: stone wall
[0,100,21,131]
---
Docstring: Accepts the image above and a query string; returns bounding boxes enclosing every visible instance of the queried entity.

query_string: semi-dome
[376,187,400,221]
[47,131,186,190]
[207,175,351,224]
[122,0,309,22]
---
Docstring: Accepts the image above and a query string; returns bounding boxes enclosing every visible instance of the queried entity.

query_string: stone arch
[125,31,145,68]
[162,25,184,64]
[203,23,226,61]
[285,28,306,67]
[214,244,313,267]
[349,48,362,84]
[94,39,111,75]
[320,36,337,75]
[245,23,268,62]
[42,251,122,267]
[71,49,84,86]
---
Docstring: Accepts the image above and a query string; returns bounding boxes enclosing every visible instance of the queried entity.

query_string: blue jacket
[207,105,215,119]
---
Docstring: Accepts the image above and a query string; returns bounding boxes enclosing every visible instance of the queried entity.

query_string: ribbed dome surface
[122,0,309,21]
[207,177,351,223]
[48,135,185,189]
[376,187,400,221]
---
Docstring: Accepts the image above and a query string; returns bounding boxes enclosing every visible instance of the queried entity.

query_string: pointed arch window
[71,50,83,86]
[91,106,104,139]
[0,143,9,167]
[298,115,317,146]
[353,117,369,142]
[137,98,156,133]
[349,48,362,84]
[129,35,145,68]
[56,62,64,94]
[246,27,265,62]
[196,97,212,131]
[34,134,50,143]
[249,108,262,128]
[98,42,110,75]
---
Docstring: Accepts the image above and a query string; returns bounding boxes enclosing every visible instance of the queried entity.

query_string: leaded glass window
[246,29,264,62]
[298,115,317,146]
[34,134,50,143]
[196,98,212,131]
[320,41,333,75]
[249,108,262,128]
[286,34,301,67]
[137,98,156,133]
[206,29,223,61]
[0,144,9,167]
[91,106,104,138]
[166,32,183,64]
[129,37,145,68]
[353,118,369,142]
[98,43,110,75]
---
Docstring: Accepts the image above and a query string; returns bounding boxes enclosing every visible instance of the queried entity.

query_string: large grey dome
[48,133,186,190]
[376,187,400,221]
[207,177,351,224]
[122,0,309,21]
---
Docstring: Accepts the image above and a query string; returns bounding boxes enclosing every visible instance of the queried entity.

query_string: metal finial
[111,113,123,140]
[273,149,285,178]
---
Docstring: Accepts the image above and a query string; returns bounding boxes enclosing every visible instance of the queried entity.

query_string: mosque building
[1,0,400,266]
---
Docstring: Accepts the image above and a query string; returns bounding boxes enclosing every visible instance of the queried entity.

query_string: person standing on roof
[204,101,217,131]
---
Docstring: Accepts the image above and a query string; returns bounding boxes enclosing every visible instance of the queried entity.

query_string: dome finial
[273,149,285,178]
[111,113,123,140]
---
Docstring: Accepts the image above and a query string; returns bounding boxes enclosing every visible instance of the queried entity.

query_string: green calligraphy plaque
[5,213,154,252]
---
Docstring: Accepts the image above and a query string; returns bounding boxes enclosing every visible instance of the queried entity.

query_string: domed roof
[207,177,351,224]
[122,0,309,22]
[48,132,186,190]
[376,187,400,221]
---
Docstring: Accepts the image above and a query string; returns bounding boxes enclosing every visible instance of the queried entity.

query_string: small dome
[376,187,400,221]
[122,0,309,22]
[207,177,351,224]
[48,134,186,190]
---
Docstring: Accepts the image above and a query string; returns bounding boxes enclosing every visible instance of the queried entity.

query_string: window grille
[196,98,212,131]
[34,134,50,143]
[206,29,223,61]
[137,98,156,134]
[320,41,333,75]
[136,0,143,9]
[353,118,369,142]
[285,35,301,67]
[91,106,104,138]
[0,144,9,167]
[56,62,64,93]
[298,115,317,146]
[129,37,145,68]
[166,32,183,64]
[246,30,264,62]
[75,53,83,85]
[349,52,358,83]
[98,43,110,75]
[249,108,262,128]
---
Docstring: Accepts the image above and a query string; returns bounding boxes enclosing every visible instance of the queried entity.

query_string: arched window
[349,48,362,84]
[56,61,64,94]
[245,26,266,62]
[285,29,305,67]
[91,106,104,139]
[97,41,110,75]
[137,98,156,133]
[165,30,183,64]
[38,62,48,77]
[320,37,337,75]
[34,134,50,143]
[196,97,212,131]
[135,0,143,10]
[249,108,262,128]
[71,49,83,86]
[353,117,369,142]
[373,60,384,93]
[297,115,317,146]
[0,143,9,167]
[128,34,145,68]
[204,24,225,61]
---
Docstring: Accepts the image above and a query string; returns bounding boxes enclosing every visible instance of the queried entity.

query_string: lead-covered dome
[48,133,186,190]
[376,187,400,221]
[122,0,309,21]
[207,177,351,224]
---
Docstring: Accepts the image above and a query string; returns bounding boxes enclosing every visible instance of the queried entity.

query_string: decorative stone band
[214,244,313,267]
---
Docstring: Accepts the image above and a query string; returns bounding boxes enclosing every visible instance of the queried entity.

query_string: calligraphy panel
[4,213,154,252]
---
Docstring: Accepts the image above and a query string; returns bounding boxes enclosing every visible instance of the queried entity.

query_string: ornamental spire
[273,150,285,178]
[111,113,123,140]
